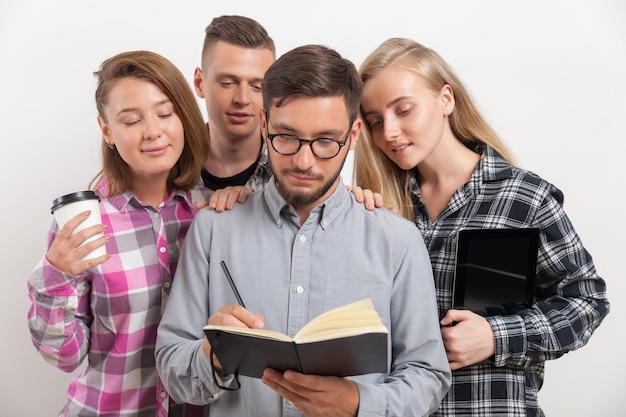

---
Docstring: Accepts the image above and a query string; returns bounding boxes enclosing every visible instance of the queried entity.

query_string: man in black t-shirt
[194,16,275,193]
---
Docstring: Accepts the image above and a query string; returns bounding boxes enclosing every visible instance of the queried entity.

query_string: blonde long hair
[354,38,514,220]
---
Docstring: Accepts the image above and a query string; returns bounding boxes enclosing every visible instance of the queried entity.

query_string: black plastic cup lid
[51,190,100,214]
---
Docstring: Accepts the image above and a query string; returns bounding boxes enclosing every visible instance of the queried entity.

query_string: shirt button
[153,212,160,219]
[159,247,166,253]
[160,391,167,398]
[296,285,304,294]
[299,234,307,243]
[163,281,171,289]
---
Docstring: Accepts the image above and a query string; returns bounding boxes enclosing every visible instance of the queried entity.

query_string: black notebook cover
[453,228,539,313]
[204,329,388,379]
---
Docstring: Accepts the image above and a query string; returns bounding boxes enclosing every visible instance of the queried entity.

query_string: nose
[292,142,316,170]
[233,84,251,105]
[382,117,400,142]
[143,117,162,140]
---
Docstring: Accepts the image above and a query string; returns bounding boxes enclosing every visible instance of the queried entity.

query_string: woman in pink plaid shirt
[27,50,211,417]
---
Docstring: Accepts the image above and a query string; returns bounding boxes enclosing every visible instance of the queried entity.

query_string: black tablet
[453,228,539,312]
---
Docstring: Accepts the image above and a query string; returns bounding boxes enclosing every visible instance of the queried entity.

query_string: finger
[214,304,264,329]
[373,192,384,208]
[49,250,110,276]
[223,186,253,209]
[202,337,222,370]
[237,187,252,203]
[65,225,107,258]
[75,252,112,273]
[224,188,242,210]
[58,211,92,237]
[448,360,463,371]
[440,310,455,327]
[446,347,471,370]
[282,370,324,392]
[362,189,375,210]
[349,186,364,203]
[440,308,471,326]
[195,201,210,210]
[73,223,108,241]
[210,192,227,213]
[207,191,224,210]
[262,369,309,401]
[75,233,110,259]
[217,187,238,211]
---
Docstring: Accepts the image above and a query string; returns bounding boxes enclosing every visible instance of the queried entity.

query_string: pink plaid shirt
[27,184,210,417]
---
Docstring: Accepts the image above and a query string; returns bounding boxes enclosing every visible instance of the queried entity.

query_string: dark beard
[271,160,345,207]
[277,171,337,207]
[268,143,349,208]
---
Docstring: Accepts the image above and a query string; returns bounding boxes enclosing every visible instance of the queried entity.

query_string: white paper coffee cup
[51,191,106,261]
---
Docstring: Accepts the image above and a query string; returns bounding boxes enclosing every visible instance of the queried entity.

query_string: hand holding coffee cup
[48,191,109,273]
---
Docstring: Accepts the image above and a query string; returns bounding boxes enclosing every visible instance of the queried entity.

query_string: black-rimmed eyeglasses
[264,115,350,160]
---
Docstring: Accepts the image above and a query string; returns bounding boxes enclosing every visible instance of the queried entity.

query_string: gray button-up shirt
[156,178,451,417]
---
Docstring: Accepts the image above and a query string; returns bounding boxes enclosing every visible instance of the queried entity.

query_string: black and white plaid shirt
[413,147,609,417]
[245,140,272,192]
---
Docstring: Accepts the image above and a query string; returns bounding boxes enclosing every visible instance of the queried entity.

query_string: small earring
[106,142,114,150]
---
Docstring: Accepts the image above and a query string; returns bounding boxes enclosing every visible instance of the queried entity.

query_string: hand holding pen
[208,261,264,330]
[203,261,264,371]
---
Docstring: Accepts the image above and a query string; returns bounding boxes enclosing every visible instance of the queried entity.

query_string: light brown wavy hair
[90,50,209,196]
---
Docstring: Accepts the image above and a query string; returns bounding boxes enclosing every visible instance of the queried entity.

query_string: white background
[1,1,624,415]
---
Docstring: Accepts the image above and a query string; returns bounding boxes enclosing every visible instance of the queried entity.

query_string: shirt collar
[263,176,350,230]
[95,178,195,213]
[462,146,513,199]
[479,146,513,183]
[411,146,513,197]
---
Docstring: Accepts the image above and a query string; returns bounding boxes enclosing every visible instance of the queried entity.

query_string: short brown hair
[201,15,275,68]
[92,50,209,196]
[262,44,362,123]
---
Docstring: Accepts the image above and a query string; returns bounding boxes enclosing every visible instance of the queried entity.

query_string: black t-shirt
[200,159,258,190]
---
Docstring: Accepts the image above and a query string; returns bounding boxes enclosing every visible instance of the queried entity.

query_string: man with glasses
[156,44,451,417]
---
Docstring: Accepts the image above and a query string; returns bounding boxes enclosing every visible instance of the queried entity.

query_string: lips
[228,112,253,124]
[142,145,168,156]
[286,169,321,183]
[392,143,410,153]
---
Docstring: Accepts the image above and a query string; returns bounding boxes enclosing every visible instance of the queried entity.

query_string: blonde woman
[355,37,609,416]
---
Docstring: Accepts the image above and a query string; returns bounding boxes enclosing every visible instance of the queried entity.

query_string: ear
[348,118,362,151]
[97,115,112,144]
[440,84,455,116]
[193,67,205,98]
[259,109,267,132]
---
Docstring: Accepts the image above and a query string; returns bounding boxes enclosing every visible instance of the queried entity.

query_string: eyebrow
[116,99,173,117]
[362,95,413,117]
[215,72,263,83]
[269,120,345,137]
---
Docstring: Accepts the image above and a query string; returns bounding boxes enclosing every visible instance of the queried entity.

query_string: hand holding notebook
[204,298,388,379]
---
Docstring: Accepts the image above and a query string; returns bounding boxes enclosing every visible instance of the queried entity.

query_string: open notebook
[452,228,540,313]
